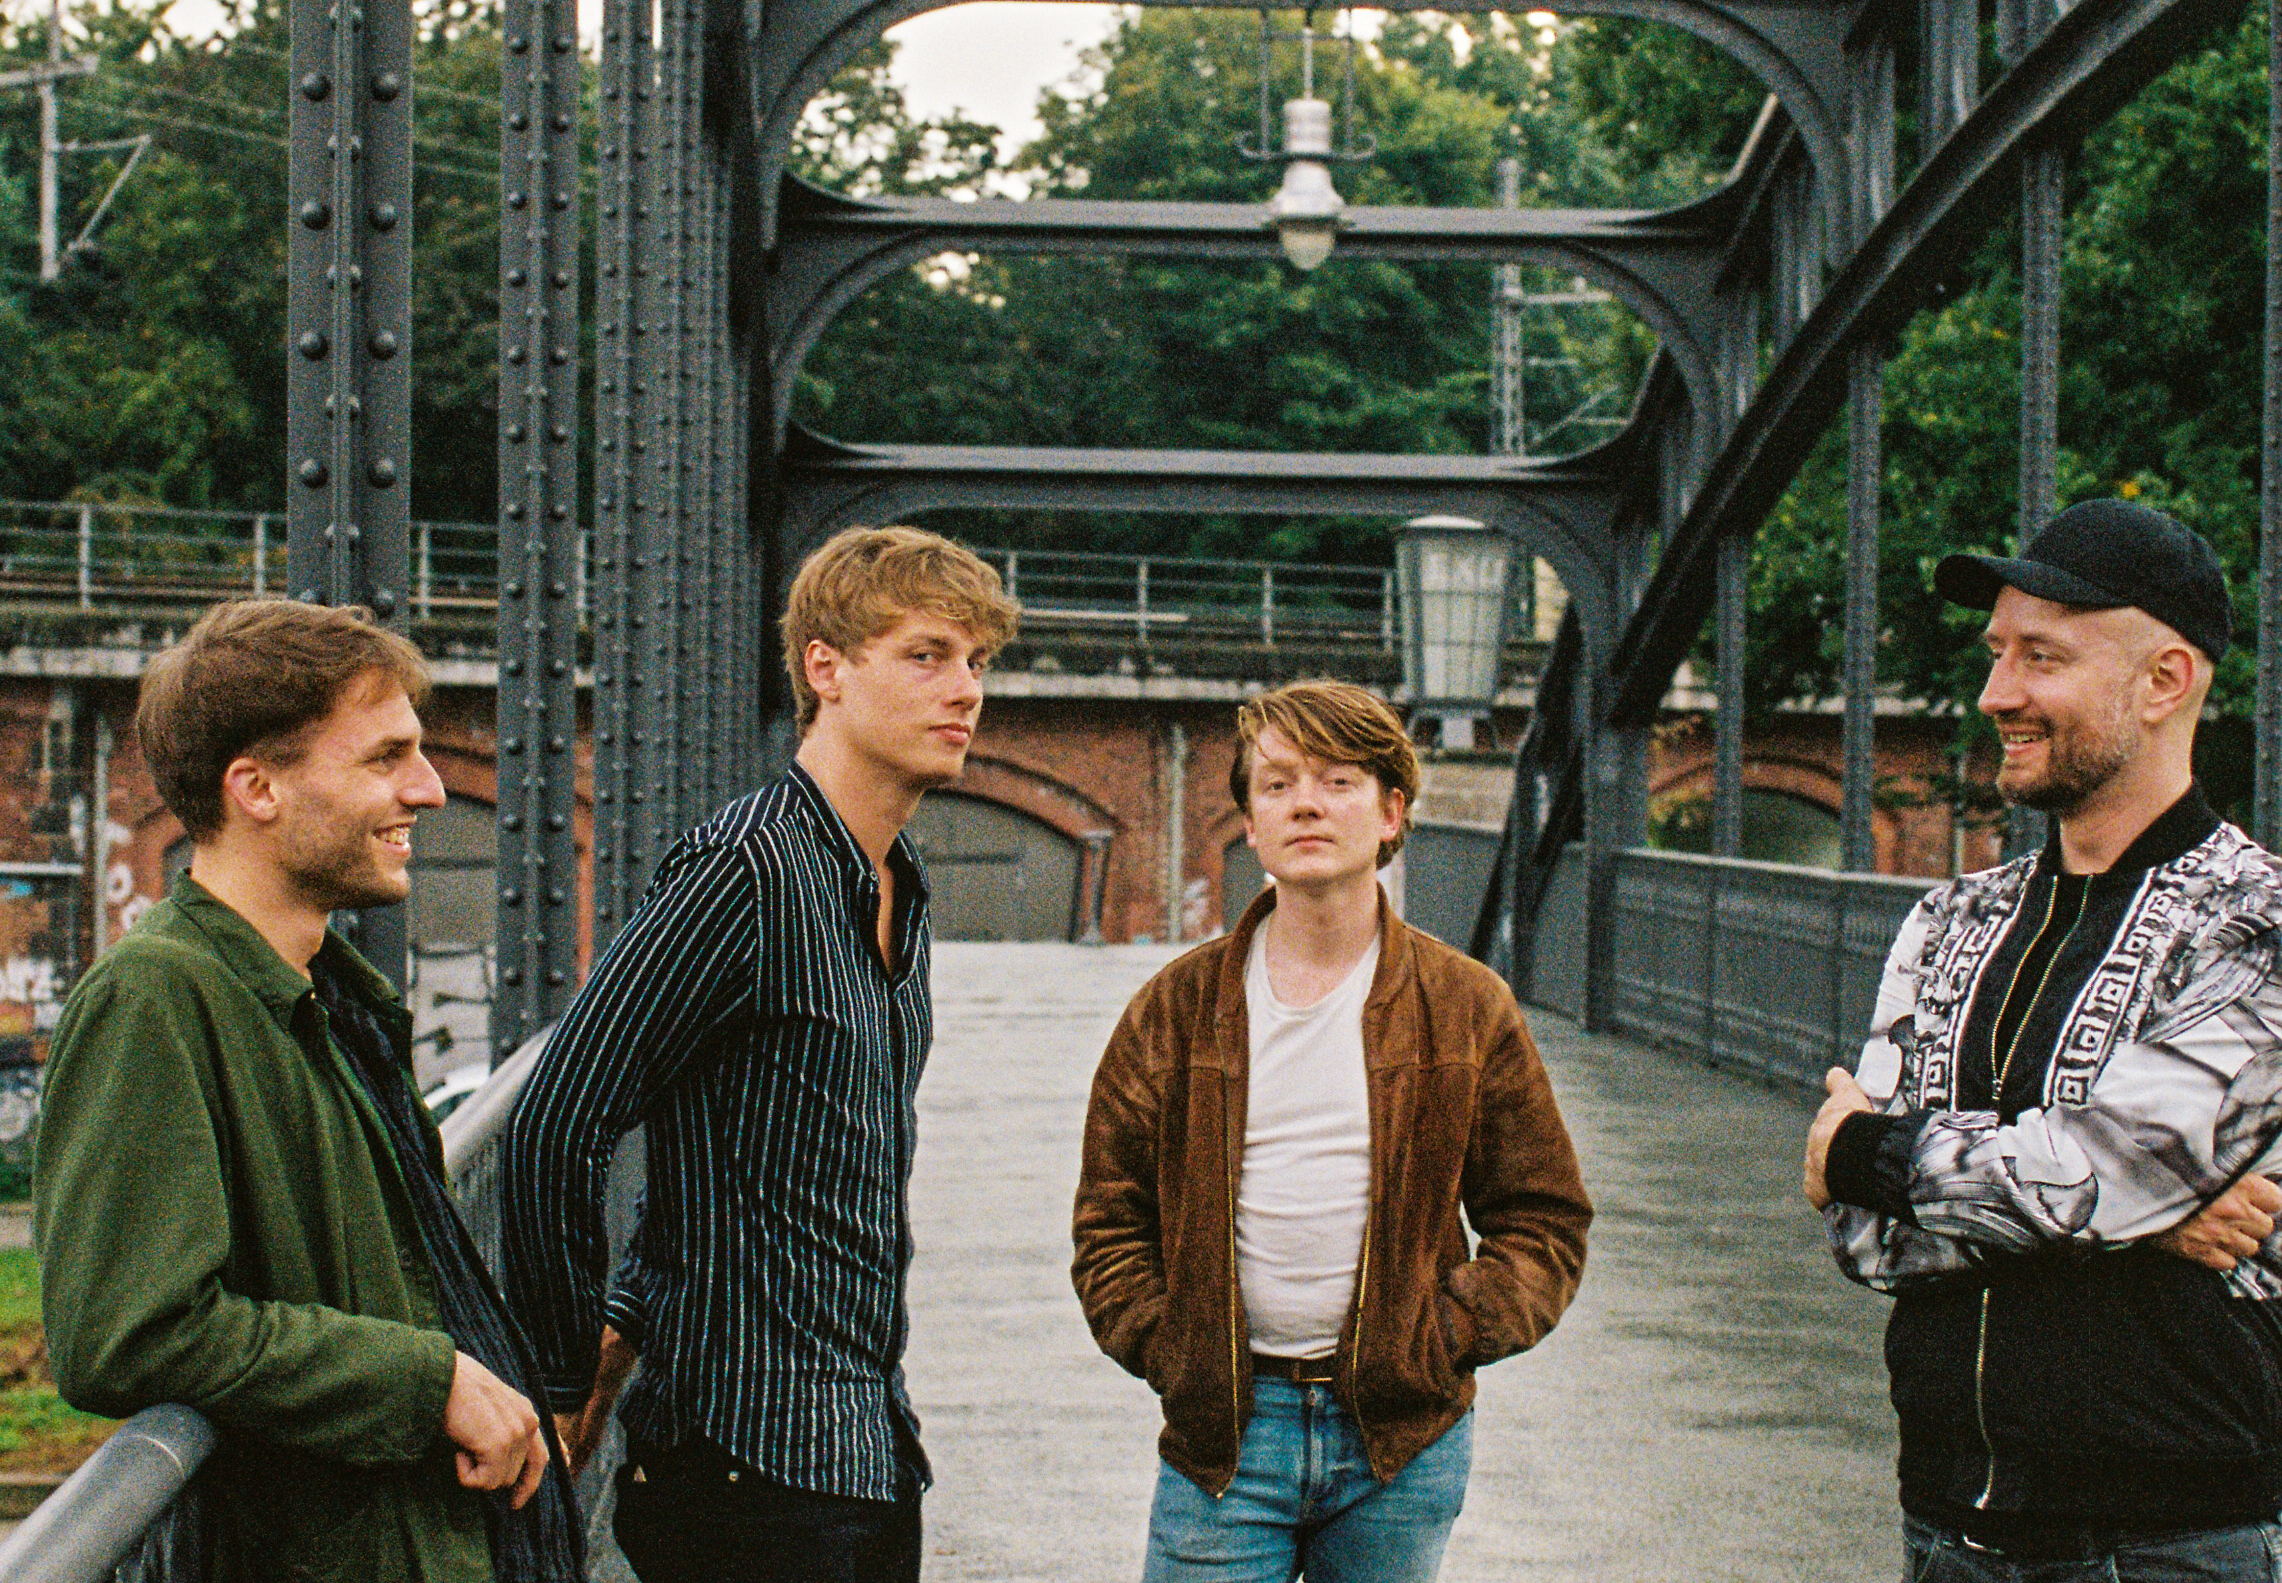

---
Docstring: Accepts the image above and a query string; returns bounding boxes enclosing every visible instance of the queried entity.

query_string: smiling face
[812,610,992,794]
[261,671,447,912]
[1241,725,1405,893]
[1977,587,2153,816]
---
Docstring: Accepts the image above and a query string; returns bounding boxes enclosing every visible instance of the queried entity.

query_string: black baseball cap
[1933,499,2232,662]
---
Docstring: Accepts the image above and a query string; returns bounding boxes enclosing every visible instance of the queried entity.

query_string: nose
[1979,652,2024,719]
[946,658,984,710]
[404,749,448,809]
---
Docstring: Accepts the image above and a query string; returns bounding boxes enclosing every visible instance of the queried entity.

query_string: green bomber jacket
[34,876,488,1583]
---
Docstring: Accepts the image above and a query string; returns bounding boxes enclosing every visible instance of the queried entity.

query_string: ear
[804,639,847,709]
[1241,810,1258,852]
[2140,641,2201,726]
[220,755,281,828]
[1378,787,1407,843]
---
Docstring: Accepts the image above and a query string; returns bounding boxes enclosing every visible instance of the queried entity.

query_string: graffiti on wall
[0,878,81,1168]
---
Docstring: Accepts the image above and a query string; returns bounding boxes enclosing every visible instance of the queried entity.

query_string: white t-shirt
[1237,926,1378,1358]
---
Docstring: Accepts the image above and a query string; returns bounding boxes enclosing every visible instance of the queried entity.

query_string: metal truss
[264,0,2276,1023]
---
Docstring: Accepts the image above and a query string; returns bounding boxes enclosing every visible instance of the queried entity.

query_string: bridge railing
[1523,845,1936,1091]
[0,1031,559,1583]
[0,499,1404,659]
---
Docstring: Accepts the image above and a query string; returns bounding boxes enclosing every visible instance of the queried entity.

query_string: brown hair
[137,598,430,841]
[1229,679,1420,865]
[780,526,1021,730]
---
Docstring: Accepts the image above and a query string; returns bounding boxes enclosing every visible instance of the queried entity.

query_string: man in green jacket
[35,598,578,1582]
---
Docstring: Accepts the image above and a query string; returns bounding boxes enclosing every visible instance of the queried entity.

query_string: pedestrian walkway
[907,942,1900,1583]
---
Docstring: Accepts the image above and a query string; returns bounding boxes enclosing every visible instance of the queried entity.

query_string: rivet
[507,581,527,598]
[502,965,524,983]
[504,659,526,676]
[552,270,570,289]
[300,71,331,100]
[370,587,397,617]
[549,426,571,444]
[507,33,529,51]
[503,739,525,756]
[507,191,528,210]
[507,346,527,365]
[507,268,528,288]
[372,71,403,100]
[552,192,571,211]
[507,423,528,443]
[508,111,529,132]
[552,32,573,51]
[368,458,396,487]
[297,331,329,359]
[368,331,399,360]
[299,201,332,229]
[548,581,568,598]
[547,969,566,985]
[546,813,568,830]
[549,736,567,752]
[369,203,399,232]
[299,459,329,487]
[502,813,525,831]
[552,113,572,132]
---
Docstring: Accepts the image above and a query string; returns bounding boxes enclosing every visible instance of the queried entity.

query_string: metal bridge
[14,0,2282,1569]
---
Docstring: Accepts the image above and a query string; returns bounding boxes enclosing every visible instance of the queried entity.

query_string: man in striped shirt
[500,527,1019,1583]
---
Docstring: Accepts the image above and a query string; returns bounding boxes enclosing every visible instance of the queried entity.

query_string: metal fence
[0,500,1403,654]
[981,547,1393,651]
[1523,845,1935,1091]
[0,500,512,623]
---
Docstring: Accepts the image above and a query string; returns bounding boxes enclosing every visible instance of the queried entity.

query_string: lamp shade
[1395,515,1515,710]
[1268,98,1343,271]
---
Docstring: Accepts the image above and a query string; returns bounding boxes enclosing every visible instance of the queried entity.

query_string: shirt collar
[784,760,928,900]
[2037,782,2220,881]
[168,872,404,1032]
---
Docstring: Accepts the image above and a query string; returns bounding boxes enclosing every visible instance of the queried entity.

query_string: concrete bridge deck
[907,942,1898,1583]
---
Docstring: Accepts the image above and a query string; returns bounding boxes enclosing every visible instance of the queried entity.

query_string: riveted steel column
[1843,343,1882,873]
[288,0,412,986]
[493,0,582,1051]
[2259,0,2282,847]
[641,0,694,850]
[1848,34,1896,248]
[1771,158,1812,352]
[2020,149,2063,543]
[591,0,652,942]
[1920,0,1979,151]
[1713,528,1746,857]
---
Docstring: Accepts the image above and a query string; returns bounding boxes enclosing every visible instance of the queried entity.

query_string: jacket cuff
[1826,1109,1932,1223]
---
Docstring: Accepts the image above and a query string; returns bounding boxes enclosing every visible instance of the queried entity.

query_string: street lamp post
[1395,515,1516,751]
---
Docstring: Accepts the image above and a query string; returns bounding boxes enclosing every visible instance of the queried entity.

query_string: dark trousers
[613,1438,922,1583]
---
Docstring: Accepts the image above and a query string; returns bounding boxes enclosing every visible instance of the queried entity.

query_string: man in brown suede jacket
[1073,680,1591,1582]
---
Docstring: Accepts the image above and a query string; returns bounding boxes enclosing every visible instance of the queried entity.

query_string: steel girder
[1603,0,2246,726]
[765,177,1736,447]
[493,0,585,1050]
[744,0,1862,254]
[777,427,1627,653]
[286,0,414,985]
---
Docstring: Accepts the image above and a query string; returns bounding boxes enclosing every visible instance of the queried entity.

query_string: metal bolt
[508,111,529,132]
[368,458,397,487]
[369,331,399,360]
[370,587,397,617]
[371,71,403,100]
[299,460,329,487]
[502,813,525,830]
[507,33,529,51]
[507,191,528,210]
[507,423,528,443]
[297,332,329,359]
[299,201,332,229]
[502,739,525,756]
[507,346,527,365]
[369,203,398,232]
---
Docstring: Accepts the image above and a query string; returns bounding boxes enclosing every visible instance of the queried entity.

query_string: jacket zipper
[1970,875,2086,1508]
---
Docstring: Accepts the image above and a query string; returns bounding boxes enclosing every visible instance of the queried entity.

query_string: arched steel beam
[775,423,1628,654]
[1601,0,2242,725]
[766,175,1731,448]
[746,0,1858,251]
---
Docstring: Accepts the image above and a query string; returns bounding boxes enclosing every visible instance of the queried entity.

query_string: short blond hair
[1230,680,1419,866]
[139,599,429,841]
[781,527,1021,731]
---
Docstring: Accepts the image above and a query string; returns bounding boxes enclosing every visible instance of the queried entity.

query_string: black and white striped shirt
[499,763,933,1500]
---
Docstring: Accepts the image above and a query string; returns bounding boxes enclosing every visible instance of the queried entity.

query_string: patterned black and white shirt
[1827,788,2282,1293]
[499,763,932,1501]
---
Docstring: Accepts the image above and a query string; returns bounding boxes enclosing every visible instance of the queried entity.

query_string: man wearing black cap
[1803,499,2282,1580]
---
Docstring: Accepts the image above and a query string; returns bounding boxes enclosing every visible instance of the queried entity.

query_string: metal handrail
[0,1406,214,1583]
[0,498,1403,650]
[0,1032,550,1583]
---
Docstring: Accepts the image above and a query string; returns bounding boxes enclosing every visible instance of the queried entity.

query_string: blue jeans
[1142,1377,1471,1582]
[1903,1515,2282,1582]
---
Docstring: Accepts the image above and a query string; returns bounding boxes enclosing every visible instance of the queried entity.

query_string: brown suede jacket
[1072,888,1592,1494]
